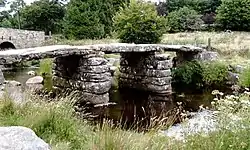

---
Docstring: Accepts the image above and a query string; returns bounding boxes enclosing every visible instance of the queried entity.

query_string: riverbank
[1,90,250,150]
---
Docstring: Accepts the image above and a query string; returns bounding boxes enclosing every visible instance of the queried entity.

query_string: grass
[1,90,250,150]
[161,31,250,65]
[37,58,53,76]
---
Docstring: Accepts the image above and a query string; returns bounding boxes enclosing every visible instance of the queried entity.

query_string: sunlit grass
[1,91,250,149]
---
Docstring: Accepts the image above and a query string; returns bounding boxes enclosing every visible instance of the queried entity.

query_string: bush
[172,61,203,89]
[113,0,165,44]
[201,61,228,87]
[172,61,228,90]
[239,67,250,88]
[216,0,250,31]
[166,7,204,33]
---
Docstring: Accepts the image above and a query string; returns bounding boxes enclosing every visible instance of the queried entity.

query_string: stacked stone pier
[52,53,112,104]
[119,52,172,100]
[0,43,213,105]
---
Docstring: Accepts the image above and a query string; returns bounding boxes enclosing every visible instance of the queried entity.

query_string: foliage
[201,61,228,87]
[63,0,128,40]
[113,0,165,44]
[172,61,203,89]
[166,7,204,33]
[239,67,250,88]
[37,58,52,76]
[21,0,65,34]
[216,0,250,31]
[172,61,228,90]
[168,0,222,14]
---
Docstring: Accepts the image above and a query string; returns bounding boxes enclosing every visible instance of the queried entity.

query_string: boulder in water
[27,71,36,76]
[0,126,50,150]
[5,80,21,87]
[26,76,44,85]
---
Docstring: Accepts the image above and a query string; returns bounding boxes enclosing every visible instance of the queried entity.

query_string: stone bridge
[0,43,214,104]
[0,28,45,50]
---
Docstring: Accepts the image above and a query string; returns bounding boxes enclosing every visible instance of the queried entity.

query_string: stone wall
[119,52,172,100]
[52,52,112,104]
[0,28,45,49]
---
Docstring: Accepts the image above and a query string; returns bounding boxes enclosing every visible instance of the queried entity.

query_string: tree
[168,0,221,14]
[113,0,165,44]
[63,0,127,39]
[9,0,26,29]
[63,0,105,39]
[216,0,250,31]
[166,7,204,32]
[21,0,65,34]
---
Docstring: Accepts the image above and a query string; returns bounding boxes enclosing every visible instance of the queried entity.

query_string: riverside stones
[0,126,50,150]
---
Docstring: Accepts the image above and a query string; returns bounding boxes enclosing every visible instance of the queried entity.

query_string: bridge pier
[52,52,112,104]
[119,52,172,101]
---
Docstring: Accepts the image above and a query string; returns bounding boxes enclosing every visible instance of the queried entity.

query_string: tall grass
[37,58,53,76]
[2,91,250,149]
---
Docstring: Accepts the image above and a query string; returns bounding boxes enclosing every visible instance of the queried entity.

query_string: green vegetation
[113,0,165,44]
[37,58,53,91]
[201,61,228,87]
[63,0,127,39]
[216,0,250,31]
[166,7,204,33]
[1,89,250,149]
[239,67,250,88]
[172,61,228,90]
[37,58,53,76]
[168,0,221,14]
[172,61,203,89]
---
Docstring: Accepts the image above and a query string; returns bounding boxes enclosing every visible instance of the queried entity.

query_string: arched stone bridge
[0,28,45,50]
[0,43,215,104]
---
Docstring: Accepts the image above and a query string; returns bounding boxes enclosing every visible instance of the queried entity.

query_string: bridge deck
[0,43,205,64]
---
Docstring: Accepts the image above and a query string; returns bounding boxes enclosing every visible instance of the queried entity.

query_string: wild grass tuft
[239,67,250,88]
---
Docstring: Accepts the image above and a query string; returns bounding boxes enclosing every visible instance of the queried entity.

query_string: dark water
[3,68,217,129]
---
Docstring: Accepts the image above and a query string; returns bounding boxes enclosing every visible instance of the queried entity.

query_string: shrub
[216,0,250,31]
[113,0,165,44]
[172,61,203,89]
[172,61,228,90]
[201,61,228,87]
[166,7,204,33]
[239,67,250,88]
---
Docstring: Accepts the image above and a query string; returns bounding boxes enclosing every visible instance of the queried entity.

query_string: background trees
[216,0,250,31]
[21,0,65,34]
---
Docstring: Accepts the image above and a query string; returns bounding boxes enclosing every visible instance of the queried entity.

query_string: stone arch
[0,41,16,50]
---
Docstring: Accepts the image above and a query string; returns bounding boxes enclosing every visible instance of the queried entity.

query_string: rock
[234,65,244,73]
[79,65,110,73]
[73,92,109,104]
[5,80,21,86]
[106,58,120,66]
[110,66,117,76]
[0,69,5,84]
[227,71,239,85]
[69,80,111,94]
[162,110,217,141]
[0,126,50,150]
[79,57,108,66]
[194,51,219,61]
[26,76,44,85]
[27,71,36,76]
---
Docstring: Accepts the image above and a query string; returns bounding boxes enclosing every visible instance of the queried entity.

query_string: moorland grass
[1,91,250,150]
